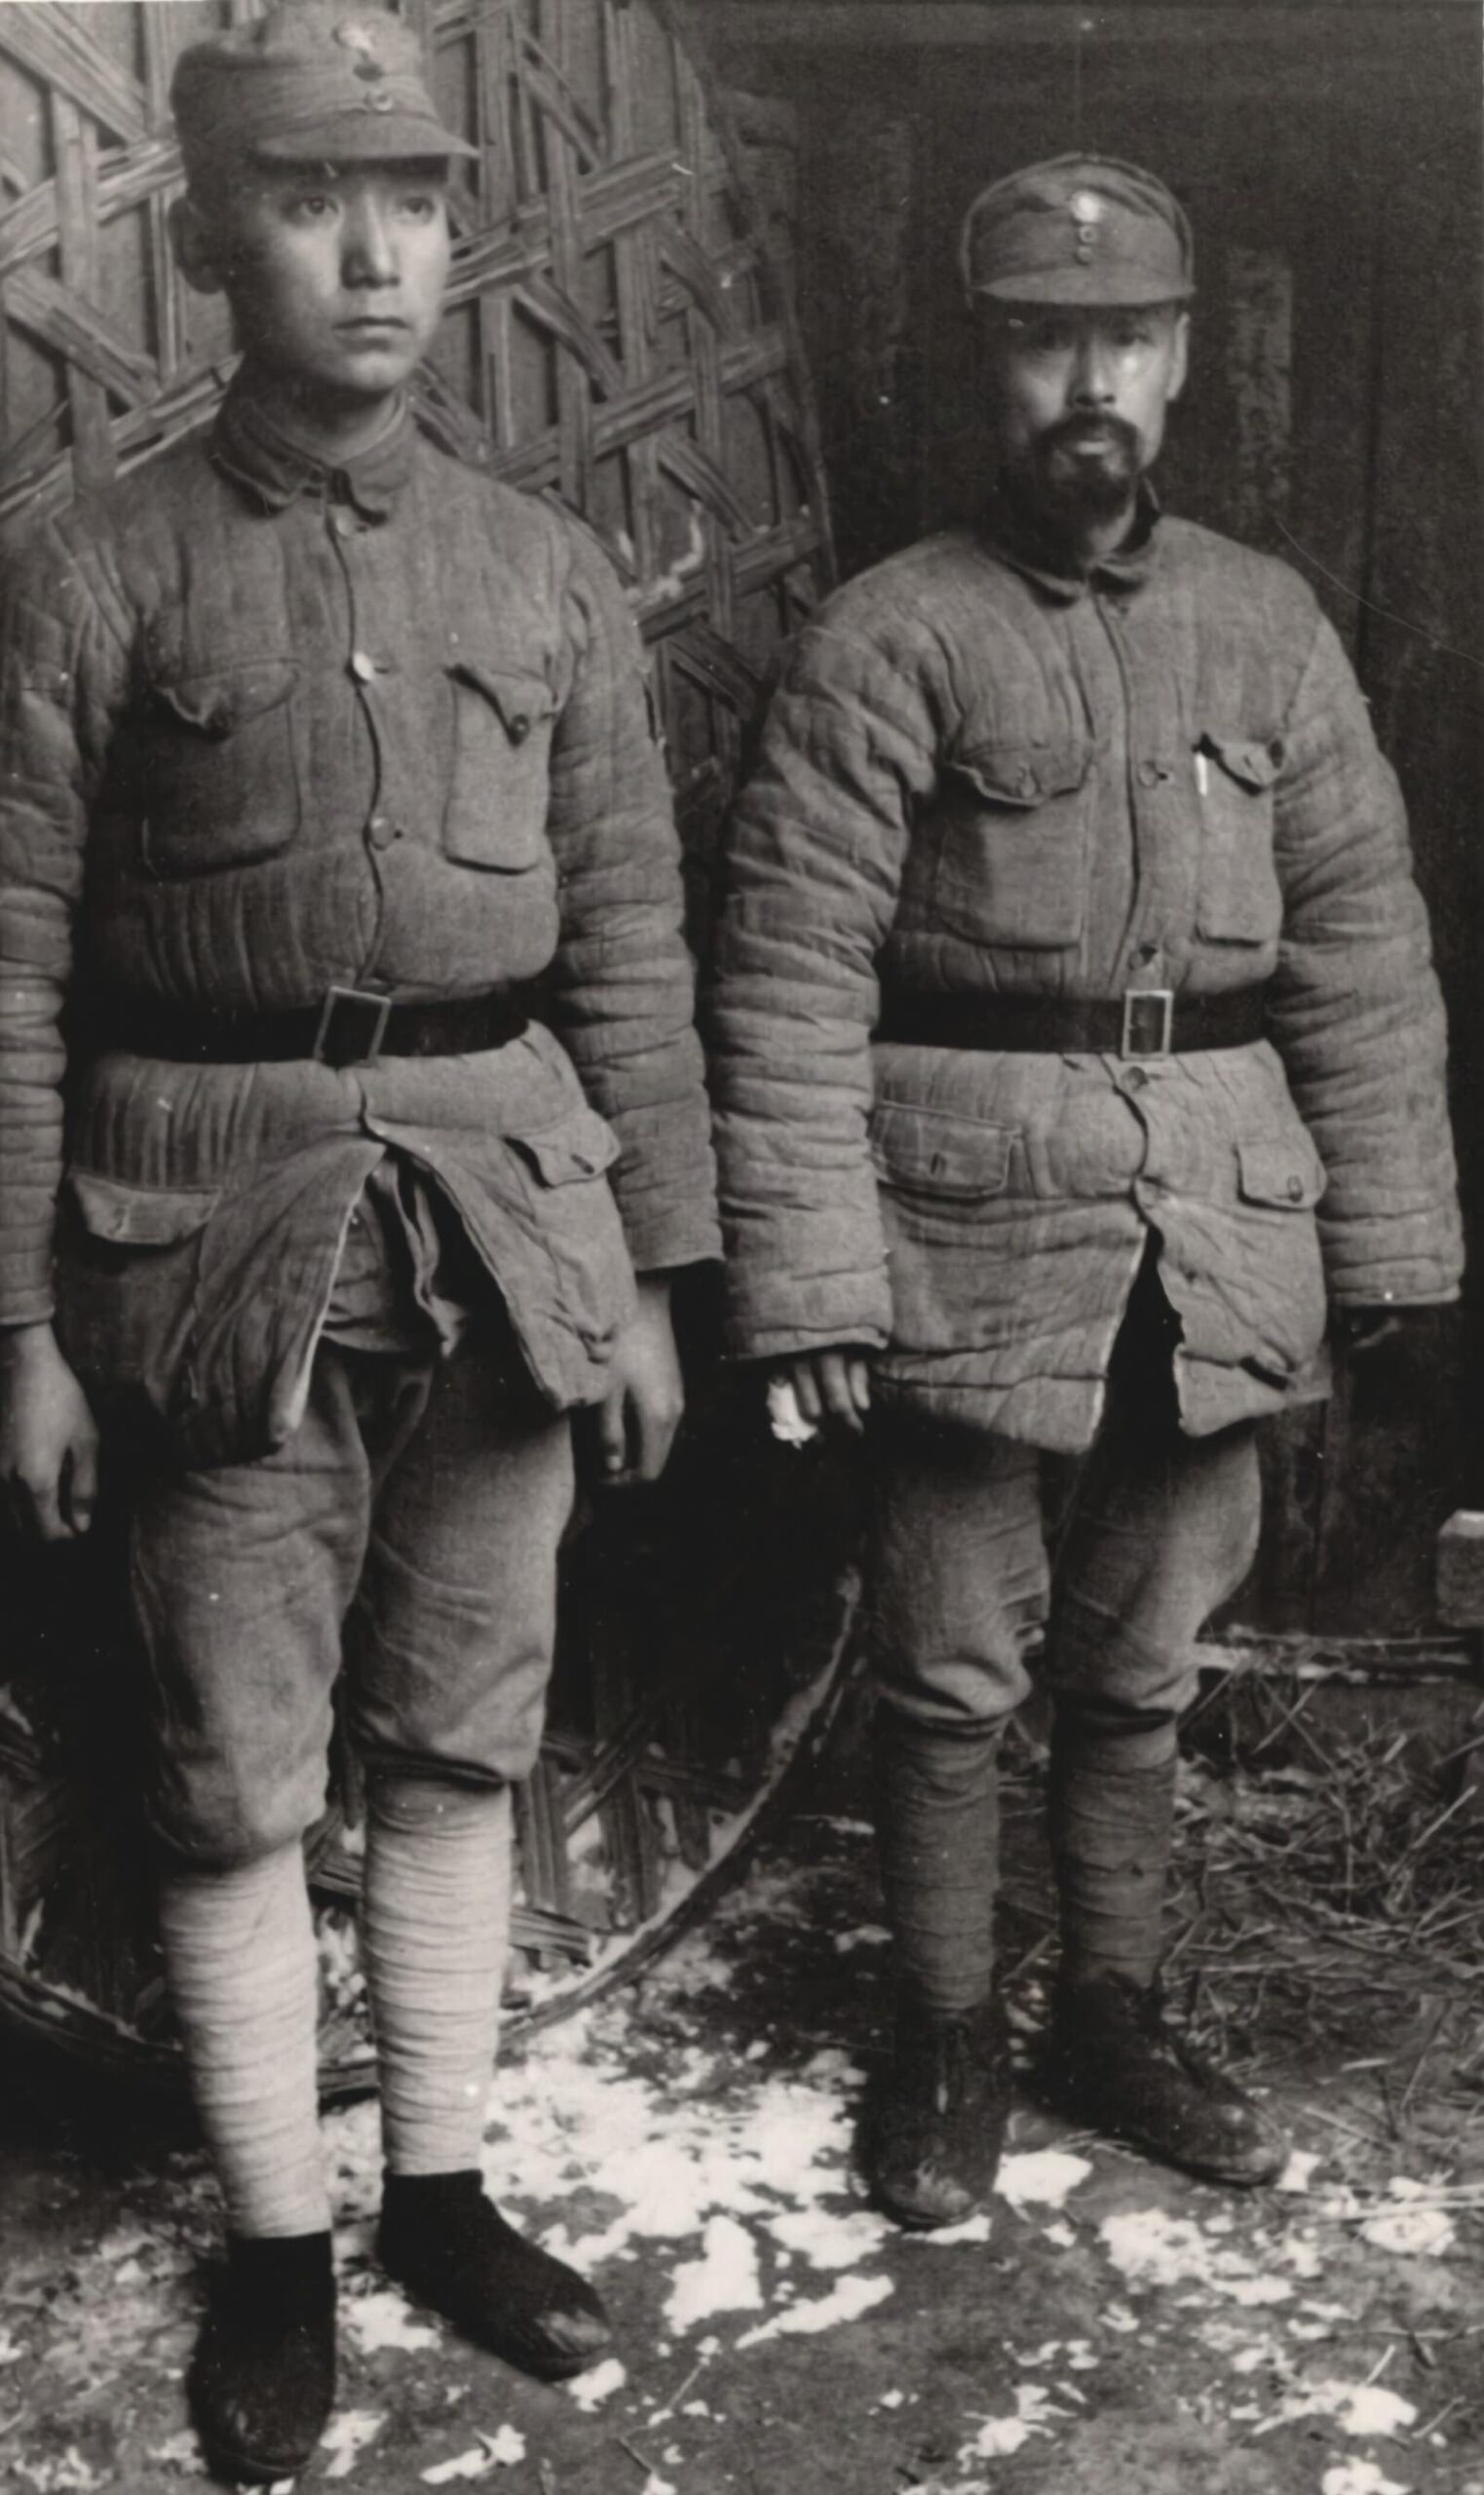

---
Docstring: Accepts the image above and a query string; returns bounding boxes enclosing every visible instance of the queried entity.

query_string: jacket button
[1016,766,1037,796]
[1286,1174,1304,1201]
[1123,1066,1149,1092]
[1137,758,1166,787]
[509,713,532,745]
[329,510,360,539]
[351,649,380,683]
[367,815,400,849]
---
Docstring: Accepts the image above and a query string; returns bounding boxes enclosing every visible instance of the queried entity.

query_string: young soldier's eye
[285,193,336,224]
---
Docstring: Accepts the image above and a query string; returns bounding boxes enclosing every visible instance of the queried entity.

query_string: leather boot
[188,2231,336,2486]
[859,1993,1010,2230]
[1041,1969,1287,2186]
[379,2169,612,2380]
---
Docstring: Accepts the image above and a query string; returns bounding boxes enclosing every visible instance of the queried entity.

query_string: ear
[1166,308,1191,403]
[170,194,227,297]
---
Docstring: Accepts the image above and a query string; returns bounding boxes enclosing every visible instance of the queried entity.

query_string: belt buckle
[1121,987,1173,1058]
[314,984,392,1069]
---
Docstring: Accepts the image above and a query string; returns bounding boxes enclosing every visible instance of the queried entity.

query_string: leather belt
[108,984,531,1069]
[874,986,1266,1058]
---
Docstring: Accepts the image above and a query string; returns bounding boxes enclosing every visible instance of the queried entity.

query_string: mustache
[1039,412,1141,461]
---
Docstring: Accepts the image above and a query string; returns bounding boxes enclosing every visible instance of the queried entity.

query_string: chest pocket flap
[950,734,1091,808]
[443,656,559,872]
[1199,730,1284,791]
[932,734,1093,950]
[138,660,299,878]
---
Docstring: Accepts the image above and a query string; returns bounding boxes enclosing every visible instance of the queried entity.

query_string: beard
[1015,413,1143,525]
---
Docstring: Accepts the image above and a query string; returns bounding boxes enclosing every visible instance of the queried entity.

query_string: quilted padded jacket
[708,495,1462,1450]
[0,379,718,1463]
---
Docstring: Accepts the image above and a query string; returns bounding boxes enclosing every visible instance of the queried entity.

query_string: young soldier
[0,7,716,2478]
[708,158,1461,2226]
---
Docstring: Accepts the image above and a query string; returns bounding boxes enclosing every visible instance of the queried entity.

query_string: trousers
[129,1324,574,1866]
[866,1259,1263,1743]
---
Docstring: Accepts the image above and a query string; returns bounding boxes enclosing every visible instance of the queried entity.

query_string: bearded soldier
[707,156,1461,2227]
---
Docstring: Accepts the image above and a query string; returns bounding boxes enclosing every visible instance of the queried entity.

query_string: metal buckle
[313,984,392,1068]
[1121,987,1174,1058]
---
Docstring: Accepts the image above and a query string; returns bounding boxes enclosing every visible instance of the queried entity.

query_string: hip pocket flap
[871,1102,1015,1198]
[67,1170,220,1245]
[508,1102,621,1187]
[1237,1138,1325,1209]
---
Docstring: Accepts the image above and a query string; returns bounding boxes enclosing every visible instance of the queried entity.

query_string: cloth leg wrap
[361,1774,513,2176]
[157,1842,328,2239]
[1049,1723,1177,1988]
[874,1710,1002,2017]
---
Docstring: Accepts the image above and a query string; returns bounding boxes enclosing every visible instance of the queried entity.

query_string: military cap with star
[960,155,1195,306]
[171,1,477,184]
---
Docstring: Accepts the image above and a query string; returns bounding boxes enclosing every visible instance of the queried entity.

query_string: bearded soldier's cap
[960,155,1195,305]
[171,1,476,183]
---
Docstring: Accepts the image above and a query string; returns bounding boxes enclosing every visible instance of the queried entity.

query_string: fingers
[788,1358,823,1426]
[63,1426,99,1536]
[597,1382,628,1481]
[815,1350,867,1436]
[23,1467,67,1543]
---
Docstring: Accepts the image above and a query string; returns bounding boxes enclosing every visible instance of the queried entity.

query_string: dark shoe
[859,1995,1010,2231]
[188,2232,336,2487]
[1041,1971,1287,2186]
[378,2169,612,2382]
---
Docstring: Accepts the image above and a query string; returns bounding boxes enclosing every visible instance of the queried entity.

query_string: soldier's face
[987,303,1189,518]
[197,161,452,409]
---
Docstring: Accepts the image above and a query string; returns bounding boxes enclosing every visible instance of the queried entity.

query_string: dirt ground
[3,1696,1483,2495]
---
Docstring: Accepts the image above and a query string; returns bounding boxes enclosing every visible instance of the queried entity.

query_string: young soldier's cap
[960,155,1194,306]
[171,2,477,183]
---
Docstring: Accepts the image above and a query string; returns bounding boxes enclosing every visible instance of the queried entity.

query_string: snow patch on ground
[765,2206,892,2271]
[419,2429,526,2483]
[1100,2207,1308,2306]
[922,2212,993,2245]
[1263,2379,1418,2437]
[565,2356,628,2410]
[666,2216,763,2330]
[1321,2466,1412,2495]
[323,2408,387,2476]
[958,2385,1065,2459]
[998,2150,1092,2211]
[735,2272,893,2345]
[341,2287,440,2355]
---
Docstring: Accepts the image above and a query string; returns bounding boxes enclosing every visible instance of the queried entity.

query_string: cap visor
[250,114,477,163]
[971,272,1194,306]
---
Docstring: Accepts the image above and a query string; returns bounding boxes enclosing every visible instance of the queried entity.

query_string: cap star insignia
[334,18,387,78]
[1068,190,1106,222]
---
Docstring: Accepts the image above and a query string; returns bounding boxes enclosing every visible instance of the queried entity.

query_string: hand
[0,1323,99,1541]
[775,1347,873,1439]
[1332,1304,1404,1357]
[596,1275,685,1486]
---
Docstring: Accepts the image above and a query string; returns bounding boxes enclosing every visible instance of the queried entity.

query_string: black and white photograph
[0,2,1480,2489]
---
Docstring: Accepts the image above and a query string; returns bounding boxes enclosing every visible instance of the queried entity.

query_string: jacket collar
[976,474,1162,601]
[211,371,414,520]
